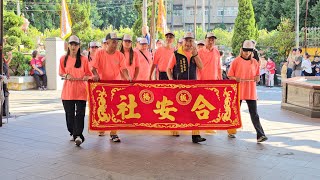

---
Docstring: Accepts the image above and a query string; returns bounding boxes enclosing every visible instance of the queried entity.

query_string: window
[217,7,238,17]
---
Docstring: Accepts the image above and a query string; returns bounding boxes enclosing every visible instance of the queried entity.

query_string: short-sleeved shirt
[91,49,127,80]
[137,50,153,80]
[266,61,276,74]
[197,47,222,80]
[228,56,260,100]
[31,57,44,68]
[153,47,175,72]
[123,50,140,79]
[59,56,91,101]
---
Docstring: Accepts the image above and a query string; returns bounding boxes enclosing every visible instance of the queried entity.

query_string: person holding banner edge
[91,32,131,143]
[227,40,268,143]
[59,35,91,146]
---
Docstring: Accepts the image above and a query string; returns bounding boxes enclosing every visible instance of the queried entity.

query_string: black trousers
[2,83,9,116]
[62,100,86,140]
[240,100,266,139]
[159,72,169,80]
[260,74,266,86]
[33,74,47,88]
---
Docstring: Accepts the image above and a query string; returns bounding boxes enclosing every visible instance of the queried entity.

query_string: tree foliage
[231,0,257,55]
[96,0,137,30]
[253,0,319,31]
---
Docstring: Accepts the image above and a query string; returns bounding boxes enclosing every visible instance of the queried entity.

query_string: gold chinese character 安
[191,94,216,120]
[116,94,141,120]
[153,96,178,121]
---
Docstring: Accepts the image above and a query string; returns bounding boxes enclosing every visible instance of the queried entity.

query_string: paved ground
[0,86,319,180]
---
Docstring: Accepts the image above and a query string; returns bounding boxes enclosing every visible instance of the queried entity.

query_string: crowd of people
[58,28,268,146]
[281,48,320,82]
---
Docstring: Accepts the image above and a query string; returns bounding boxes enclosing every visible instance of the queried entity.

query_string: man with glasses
[167,32,206,143]
[91,32,131,143]
[150,31,175,80]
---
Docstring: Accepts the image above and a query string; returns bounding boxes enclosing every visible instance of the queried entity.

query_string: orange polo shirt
[91,49,127,80]
[228,56,260,100]
[168,47,192,70]
[59,56,91,101]
[153,46,175,72]
[137,50,153,80]
[197,47,222,80]
[123,50,140,79]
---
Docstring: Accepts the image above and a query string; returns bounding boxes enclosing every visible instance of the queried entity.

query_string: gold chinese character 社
[153,96,178,121]
[116,94,141,120]
[191,94,216,120]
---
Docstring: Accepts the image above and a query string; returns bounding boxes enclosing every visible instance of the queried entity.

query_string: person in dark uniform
[166,32,205,143]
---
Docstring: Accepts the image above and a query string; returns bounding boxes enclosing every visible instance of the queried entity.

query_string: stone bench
[7,76,36,90]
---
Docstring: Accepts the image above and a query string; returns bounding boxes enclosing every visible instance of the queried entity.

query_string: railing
[300,27,320,48]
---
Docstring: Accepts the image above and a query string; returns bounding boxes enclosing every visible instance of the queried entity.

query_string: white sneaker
[70,135,74,141]
[75,137,82,146]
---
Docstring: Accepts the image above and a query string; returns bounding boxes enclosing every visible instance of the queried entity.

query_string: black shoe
[110,135,121,142]
[192,135,206,143]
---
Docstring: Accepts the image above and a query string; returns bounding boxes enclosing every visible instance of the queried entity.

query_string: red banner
[88,80,241,131]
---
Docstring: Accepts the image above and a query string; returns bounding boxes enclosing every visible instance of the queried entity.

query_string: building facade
[166,0,238,31]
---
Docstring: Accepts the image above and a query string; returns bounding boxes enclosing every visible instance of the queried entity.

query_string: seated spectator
[31,50,47,90]
[315,67,320,76]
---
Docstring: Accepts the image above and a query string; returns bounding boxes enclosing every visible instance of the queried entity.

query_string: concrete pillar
[45,37,65,90]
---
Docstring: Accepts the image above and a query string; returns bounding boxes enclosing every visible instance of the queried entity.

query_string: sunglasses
[90,46,99,48]
[242,48,253,52]
[124,40,132,43]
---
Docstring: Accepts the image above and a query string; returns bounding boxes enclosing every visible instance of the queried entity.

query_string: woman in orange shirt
[119,34,140,80]
[228,40,268,143]
[137,38,152,80]
[59,35,92,146]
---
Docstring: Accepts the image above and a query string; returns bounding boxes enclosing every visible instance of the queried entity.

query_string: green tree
[22,0,60,32]
[310,0,320,26]
[132,0,154,38]
[273,18,295,63]
[231,0,257,55]
[97,0,137,30]
[69,0,93,48]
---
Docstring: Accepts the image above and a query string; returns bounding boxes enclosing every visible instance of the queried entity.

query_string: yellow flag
[60,0,72,39]
[157,0,167,35]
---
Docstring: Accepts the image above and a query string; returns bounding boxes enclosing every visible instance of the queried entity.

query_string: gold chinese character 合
[191,94,216,120]
[153,96,178,121]
[116,94,141,120]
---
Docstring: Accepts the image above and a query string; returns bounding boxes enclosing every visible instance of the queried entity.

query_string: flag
[60,0,72,39]
[157,0,167,35]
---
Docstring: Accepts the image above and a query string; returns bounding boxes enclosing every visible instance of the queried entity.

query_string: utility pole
[194,0,197,36]
[0,0,4,127]
[304,0,309,49]
[222,0,225,25]
[171,0,173,30]
[150,0,156,50]
[208,0,210,31]
[17,0,21,16]
[296,0,300,48]
[183,0,185,31]
[142,0,148,26]
[202,0,205,31]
